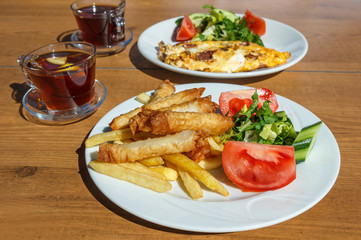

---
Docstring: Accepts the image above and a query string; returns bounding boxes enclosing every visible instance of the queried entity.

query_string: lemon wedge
[57,63,81,72]
[46,57,67,65]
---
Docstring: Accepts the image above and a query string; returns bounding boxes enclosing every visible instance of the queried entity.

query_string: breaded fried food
[159,96,218,113]
[186,133,212,162]
[97,130,200,163]
[129,109,234,136]
[109,87,205,130]
[150,80,175,102]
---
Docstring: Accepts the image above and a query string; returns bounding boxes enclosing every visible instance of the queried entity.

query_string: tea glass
[71,0,132,55]
[18,42,106,124]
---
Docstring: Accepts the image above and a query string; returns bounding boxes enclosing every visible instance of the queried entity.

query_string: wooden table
[1,0,360,239]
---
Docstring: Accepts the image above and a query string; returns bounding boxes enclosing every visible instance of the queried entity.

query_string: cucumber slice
[188,13,209,29]
[293,121,322,164]
[213,8,238,22]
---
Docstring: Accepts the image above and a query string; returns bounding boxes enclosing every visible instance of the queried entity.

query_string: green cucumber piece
[293,121,322,164]
[274,111,288,118]
[188,13,209,29]
[213,8,238,22]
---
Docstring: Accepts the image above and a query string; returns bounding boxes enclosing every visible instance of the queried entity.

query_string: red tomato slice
[244,9,266,36]
[176,15,196,41]
[219,88,278,116]
[222,141,296,192]
[228,98,253,116]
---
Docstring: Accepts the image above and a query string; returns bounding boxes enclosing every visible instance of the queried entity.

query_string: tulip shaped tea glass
[71,0,133,55]
[18,42,106,124]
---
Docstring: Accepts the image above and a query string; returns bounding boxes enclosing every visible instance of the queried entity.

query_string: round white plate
[138,16,308,78]
[85,83,340,232]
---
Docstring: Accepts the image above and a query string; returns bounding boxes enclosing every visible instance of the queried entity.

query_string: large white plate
[85,83,340,232]
[138,16,308,78]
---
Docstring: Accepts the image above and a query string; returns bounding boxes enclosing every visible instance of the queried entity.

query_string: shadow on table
[76,135,216,235]
[9,81,96,125]
[128,41,283,85]
[10,82,31,121]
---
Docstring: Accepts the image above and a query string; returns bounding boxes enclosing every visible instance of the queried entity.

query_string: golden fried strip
[159,96,218,113]
[97,130,199,163]
[89,161,172,193]
[139,157,164,166]
[135,92,151,104]
[197,156,222,170]
[129,110,234,136]
[109,88,205,130]
[119,162,167,181]
[150,166,178,181]
[178,167,203,199]
[144,87,205,111]
[207,136,224,155]
[163,153,229,197]
[85,128,133,148]
[150,80,175,102]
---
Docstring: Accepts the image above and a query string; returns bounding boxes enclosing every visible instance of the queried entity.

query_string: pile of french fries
[86,80,229,199]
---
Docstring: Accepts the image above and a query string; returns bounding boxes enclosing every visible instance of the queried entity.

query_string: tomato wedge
[219,88,278,117]
[176,15,196,41]
[222,141,296,192]
[244,9,266,36]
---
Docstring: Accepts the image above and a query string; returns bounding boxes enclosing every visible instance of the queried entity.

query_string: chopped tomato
[244,9,266,36]
[228,98,253,116]
[219,88,278,117]
[176,15,196,41]
[222,141,296,192]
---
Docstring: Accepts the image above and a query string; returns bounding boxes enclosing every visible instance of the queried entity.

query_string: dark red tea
[26,51,96,110]
[74,5,123,46]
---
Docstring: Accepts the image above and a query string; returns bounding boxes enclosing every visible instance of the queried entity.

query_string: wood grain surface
[1,0,360,239]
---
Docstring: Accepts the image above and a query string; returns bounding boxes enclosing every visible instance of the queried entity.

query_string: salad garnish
[176,5,264,46]
[220,91,297,145]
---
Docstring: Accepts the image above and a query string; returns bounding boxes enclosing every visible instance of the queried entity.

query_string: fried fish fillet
[109,87,205,130]
[97,130,200,163]
[129,109,234,136]
[150,80,175,102]
[158,41,291,73]
[159,96,218,113]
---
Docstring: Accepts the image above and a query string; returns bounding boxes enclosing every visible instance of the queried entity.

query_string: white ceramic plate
[85,83,340,232]
[138,16,308,78]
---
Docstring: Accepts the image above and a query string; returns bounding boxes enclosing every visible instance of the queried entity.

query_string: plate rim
[137,16,308,78]
[85,82,340,233]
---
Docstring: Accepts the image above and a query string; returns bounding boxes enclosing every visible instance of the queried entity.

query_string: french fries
[150,166,178,181]
[119,162,167,181]
[139,157,164,166]
[163,153,229,197]
[207,136,224,155]
[136,92,151,104]
[178,167,203,199]
[85,128,133,148]
[87,81,232,199]
[89,161,172,193]
[198,156,223,170]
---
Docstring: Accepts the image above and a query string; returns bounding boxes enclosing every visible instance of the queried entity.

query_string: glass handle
[110,13,125,42]
[17,55,35,88]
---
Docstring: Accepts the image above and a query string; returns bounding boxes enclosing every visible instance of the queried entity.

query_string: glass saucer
[71,28,133,56]
[22,80,107,125]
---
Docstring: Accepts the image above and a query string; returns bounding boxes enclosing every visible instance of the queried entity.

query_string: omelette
[158,41,291,73]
